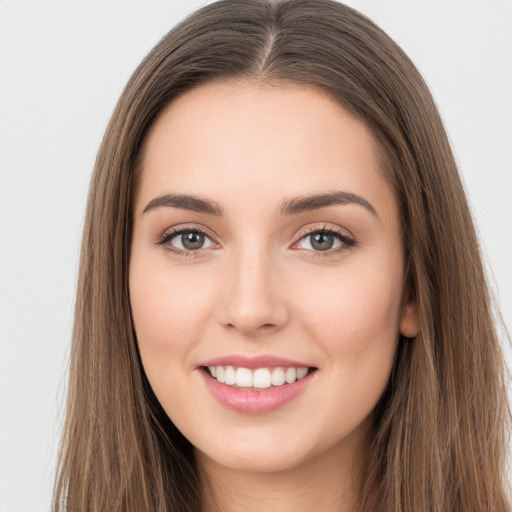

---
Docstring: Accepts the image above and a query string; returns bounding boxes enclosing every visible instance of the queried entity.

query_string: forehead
[135,80,397,224]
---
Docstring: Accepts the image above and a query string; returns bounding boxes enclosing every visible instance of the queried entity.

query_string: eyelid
[158,222,218,241]
[156,224,220,256]
[291,224,357,255]
[156,222,356,258]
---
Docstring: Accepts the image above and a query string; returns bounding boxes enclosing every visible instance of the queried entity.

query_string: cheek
[131,273,198,342]
[129,251,216,375]
[129,255,221,426]
[295,260,403,378]
[292,264,402,436]
[302,263,400,328]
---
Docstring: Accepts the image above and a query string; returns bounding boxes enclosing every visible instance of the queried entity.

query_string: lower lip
[200,369,316,414]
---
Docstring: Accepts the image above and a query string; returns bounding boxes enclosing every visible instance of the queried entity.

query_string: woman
[53,0,511,510]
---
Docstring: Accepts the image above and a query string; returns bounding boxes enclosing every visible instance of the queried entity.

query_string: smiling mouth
[202,365,317,390]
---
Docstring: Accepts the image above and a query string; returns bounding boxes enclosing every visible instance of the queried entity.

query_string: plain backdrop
[1,1,511,510]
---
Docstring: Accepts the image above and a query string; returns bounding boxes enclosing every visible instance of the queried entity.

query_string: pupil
[182,231,204,250]
[311,233,334,251]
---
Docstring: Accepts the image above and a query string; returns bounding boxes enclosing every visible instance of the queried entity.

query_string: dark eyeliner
[297,225,357,257]
[156,226,213,257]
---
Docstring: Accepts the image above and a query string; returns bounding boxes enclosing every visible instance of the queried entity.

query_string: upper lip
[198,354,316,370]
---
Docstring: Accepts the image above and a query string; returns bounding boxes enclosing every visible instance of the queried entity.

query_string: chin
[200,446,310,474]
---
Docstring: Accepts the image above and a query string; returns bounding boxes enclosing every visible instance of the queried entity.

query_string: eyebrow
[142,191,377,218]
[279,191,377,217]
[143,193,224,215]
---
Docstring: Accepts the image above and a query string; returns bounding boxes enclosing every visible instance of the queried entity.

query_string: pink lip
[198,354,315,370]
[199,367,317,414]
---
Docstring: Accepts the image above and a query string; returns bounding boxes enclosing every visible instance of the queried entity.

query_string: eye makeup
[155,223,357,259]
[292,225,357,259]
[156,225,217,258]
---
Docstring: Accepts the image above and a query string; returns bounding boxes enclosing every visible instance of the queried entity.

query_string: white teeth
[297,367,308,380]
[285,367,297,384]
[209,365,310,388]
[235,367,253,387]
[271,367,286,386]
[253,368,272,389]
[224,365,236,385]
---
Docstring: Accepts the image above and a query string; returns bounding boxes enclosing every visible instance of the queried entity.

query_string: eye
[294,227,356,254]
[158,228,216,255]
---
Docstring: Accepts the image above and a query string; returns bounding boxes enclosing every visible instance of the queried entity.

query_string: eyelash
[157,226,214,258]
[157,225,357,258]
[296,225,357,258]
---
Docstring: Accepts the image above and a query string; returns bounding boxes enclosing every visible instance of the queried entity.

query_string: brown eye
[159,228,216,254]
[295,228,356,254]
[181,231,205,250]
[310,233,335,251]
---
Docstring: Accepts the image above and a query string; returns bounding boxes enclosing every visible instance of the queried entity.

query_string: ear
[399,300,420,338]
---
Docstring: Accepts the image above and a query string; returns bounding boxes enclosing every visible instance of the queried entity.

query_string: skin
[129,80,419,512]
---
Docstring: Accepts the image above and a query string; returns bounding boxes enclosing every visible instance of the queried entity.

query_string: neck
[196,428,368,512]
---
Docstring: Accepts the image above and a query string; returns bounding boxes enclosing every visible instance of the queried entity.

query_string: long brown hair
[53,1,511,510]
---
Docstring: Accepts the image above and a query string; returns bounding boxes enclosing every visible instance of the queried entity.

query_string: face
[129,80,418,474]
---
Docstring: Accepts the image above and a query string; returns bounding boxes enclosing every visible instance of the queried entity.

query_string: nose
[218,247,290,337]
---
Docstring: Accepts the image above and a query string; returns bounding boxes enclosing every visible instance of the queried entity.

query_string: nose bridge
[220,240,288,335]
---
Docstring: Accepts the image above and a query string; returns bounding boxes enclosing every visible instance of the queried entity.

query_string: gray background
[1,1,511,510]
